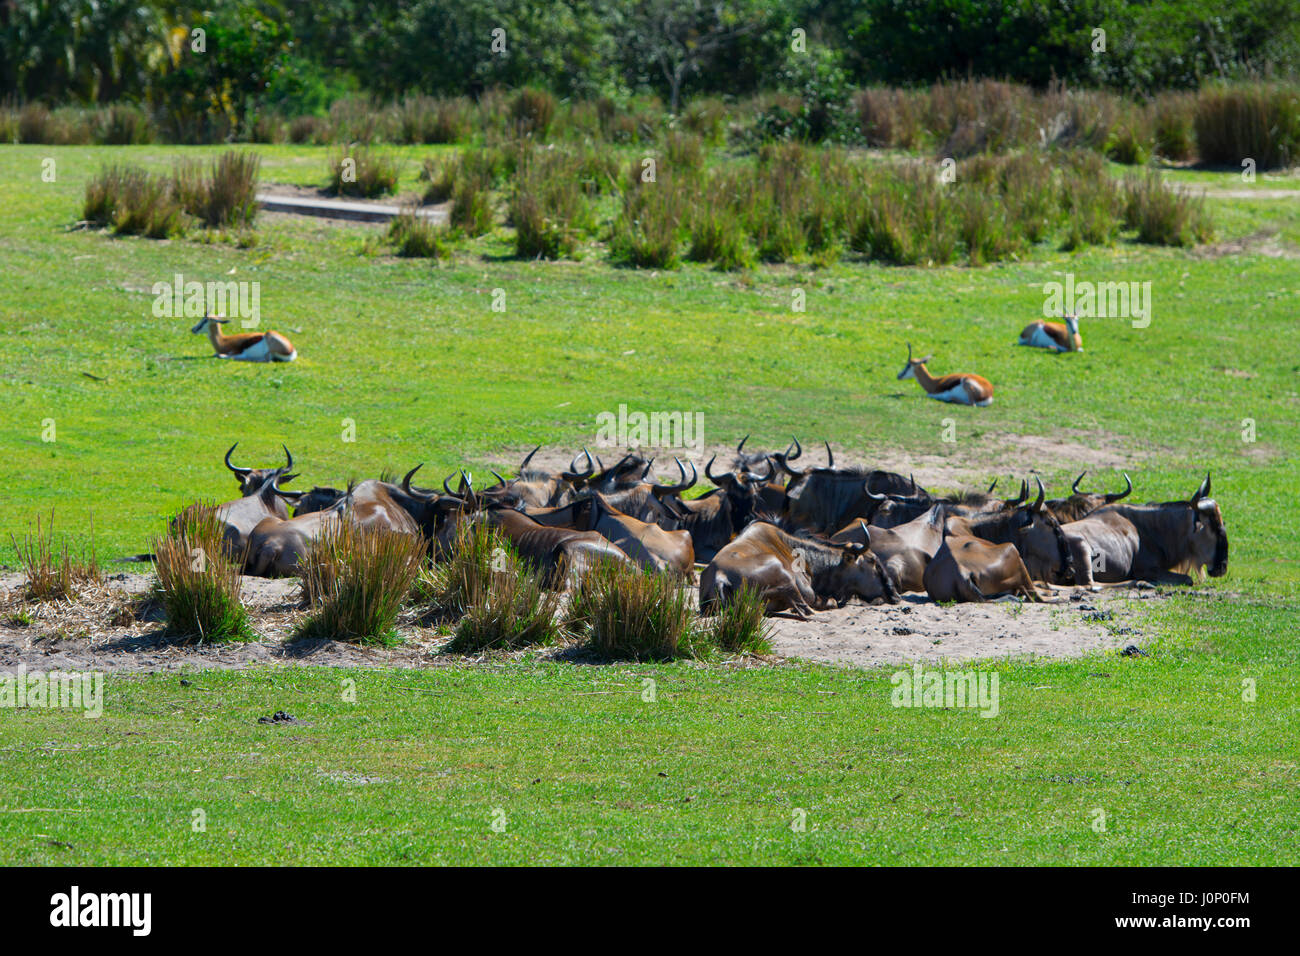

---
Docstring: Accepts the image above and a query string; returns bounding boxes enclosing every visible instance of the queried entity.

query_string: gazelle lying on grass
[1018,314,1082,352]
[897,342,993,406]
[191,314,297,362]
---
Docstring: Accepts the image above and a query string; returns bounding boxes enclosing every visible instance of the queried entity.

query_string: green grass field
[1,144,1297,864]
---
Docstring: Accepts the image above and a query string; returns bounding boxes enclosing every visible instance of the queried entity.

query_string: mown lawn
[0,144,1297,864]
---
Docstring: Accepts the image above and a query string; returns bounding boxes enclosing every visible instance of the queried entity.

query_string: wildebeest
[211,444,297,564]
[598,458,696,527]
[1045,471,1132,523]
[944,478,1076,584]
[476,506,635,586]
[831,506,946,593]
[780,462,924,533]
[700,522,898,618]
[498,447,593,508]
[1059,473,1227,588]
[672,456,770,563]
[923,532,1044,603]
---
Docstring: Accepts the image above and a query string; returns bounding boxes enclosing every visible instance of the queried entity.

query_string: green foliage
[568,560,708,661]
[1123,171,1214,246]
[153,504,253,644]
[387,210,449,259]
[1194,82,1300,169]
[328,148,400,198]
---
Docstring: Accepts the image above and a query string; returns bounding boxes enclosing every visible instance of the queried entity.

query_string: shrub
[0,102,17,143]
[297,521,425,645]
[450,171,494,236]
[418,156,456,203]
[610,182,684,268]
[682,97,728,146]
[850,166,956,265]
[10,511,102,602]
[108,167,185,238]
[664,131,704,171]
[288,115,327,144]
[328,95,386,144]
[704,582,772,655]
[1106,103,1153,165]
[397,95,471,144]
[328,147,399,198]
[98,103,154,144]
[571,560,705,660]
[956,190,1022,265]
[250,112,284,144]
[688,202,752,270]
[153,505,253,643]
[510,87,557,138]
[511,152,592,259]
[1123,172,1214,247]
[1194,82,1300,170]
[387,209,448,258]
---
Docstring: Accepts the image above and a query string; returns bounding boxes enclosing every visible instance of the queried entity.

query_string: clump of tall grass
[328,147,400,198]
[1194,82,1300,170]
[1059,151,1124,250]
[296,521,425,645]
[416,519,500,619]
[188,151,260,228]
[850,165,957,265]
[329,95,388,144]
[82,165,185,238]
[289,115,328,144]
[397,95,471,144]
[1106,102,1154,165]
[687,202,752,270]
[1153,92,1196,161]
[510,151,594,259]
[569,560,706,661]
[609,171,687,268]
[387,208,448,258]
[10,511,102,602]
[703,582,772,655]
[1123,172,1214,247]
[153,505,253,644]
[510,87,557,138]
[97,103,154,144]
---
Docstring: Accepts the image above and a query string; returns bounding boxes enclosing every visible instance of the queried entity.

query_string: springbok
[1018,314,1082,352]
[896,343,994,406]
[191,314,297,362]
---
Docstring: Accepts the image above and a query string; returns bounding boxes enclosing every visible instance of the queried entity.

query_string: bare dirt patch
[0,571,1159,674]
[1192,229,1300,260]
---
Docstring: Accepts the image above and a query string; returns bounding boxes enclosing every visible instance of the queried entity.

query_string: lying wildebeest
[497,447,594,508]
[519,490,695,579]
[1060,473,1227,588]
[475,506,636,586]
[673,456,770,563]
[778,458,924,533]
[831,505,946,593]
[1045,471,1132,523]
[924,531,1044,603]
[943,478,1076,584]
[212,444,297,564]
[700,522,898,618]
[598,458,696,527]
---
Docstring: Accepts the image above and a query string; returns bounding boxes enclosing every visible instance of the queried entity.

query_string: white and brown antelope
[191,314,297,362]
[896,342,994,406]
[1017,313,1082,353]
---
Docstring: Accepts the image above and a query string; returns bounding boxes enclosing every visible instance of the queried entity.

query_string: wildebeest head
[801,534,899,606]
[270,476,348,515]
[734,434,800,475]
[1187,473,1228,578]
[1010,477,1076,582]
[1047,471,1132,523]
[224,442,295,496]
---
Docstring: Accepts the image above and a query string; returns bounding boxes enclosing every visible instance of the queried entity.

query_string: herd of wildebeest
[198,434,1229,618]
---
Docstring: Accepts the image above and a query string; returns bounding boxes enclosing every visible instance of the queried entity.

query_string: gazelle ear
[918,354,933,364]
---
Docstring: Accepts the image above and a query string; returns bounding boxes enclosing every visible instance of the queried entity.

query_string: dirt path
[0,572,1157,674]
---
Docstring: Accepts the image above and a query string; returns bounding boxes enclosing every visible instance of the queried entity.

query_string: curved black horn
[865,486,887,501]
[224,443,252,477]
[705,455,723,483]
[490,470,508,490]
[1192,472,1211,502]
[401,463,424,492]
[1072,471,1086,494]
[282,444,293,472]
[654,457,696,495]
[910,473,917,495]
[747,457,775,483]
[786,435,802,461]
[1007,479,1028,507]
[824,441,834,468]
[1106,472,1133,503]
[443,473,457,496]
[1032,476,1046,511]
[737,434,749,453]
[270,474,303,502]
[986,477,998,495]
[520,445,540,471]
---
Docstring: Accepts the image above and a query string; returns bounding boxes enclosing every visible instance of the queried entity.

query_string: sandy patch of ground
[1192,229,1300,260]
[0,571,1159,674]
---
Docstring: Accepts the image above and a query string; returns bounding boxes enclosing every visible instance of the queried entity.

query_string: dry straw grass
[153,504,253,644]
[10,510,102,602]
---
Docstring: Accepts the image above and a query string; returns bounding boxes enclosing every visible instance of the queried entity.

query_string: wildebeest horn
[561,448,596,482]
[401,463,423,492]
[1033,476,1046,511]
[443,472,457,496]
[986,477,998,495]
[859,520,871,546]
[705,455,723,483]
[520,445,540,470]
[910,473,917,494]
[737,434,749,453]
[1072,471,1086,494]
[1007,479,1028,507]
[825,442,834,468]
[224,443,252,477]
[746,457,774,482]
[490,470,508,490]
[786,435,802,460]
[865,484,887,501]
[1106,472,1133,503]
[654,457,695,495]
[1192,472,1211,503]
[270,474,303,502]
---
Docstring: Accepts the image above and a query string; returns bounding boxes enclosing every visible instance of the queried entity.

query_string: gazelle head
[190,313,229,334]
[1064,313,1080,336]
[897,342,933,381]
